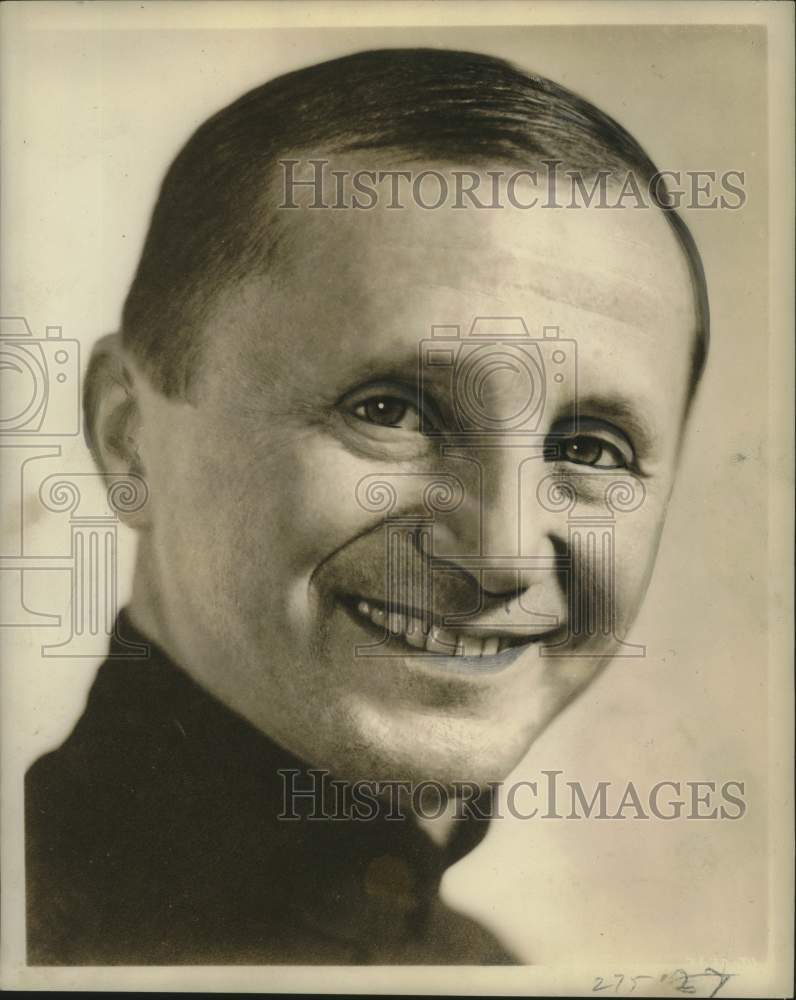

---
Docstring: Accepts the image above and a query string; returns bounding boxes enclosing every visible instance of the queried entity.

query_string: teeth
[482,636,500,656]
[354,599,510,659]
[460,636,484,657]
[387,611,405,635]
[425,626,457,655]
[404,627,427,651]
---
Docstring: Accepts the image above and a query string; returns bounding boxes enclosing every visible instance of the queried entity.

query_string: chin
[329,703,548,790]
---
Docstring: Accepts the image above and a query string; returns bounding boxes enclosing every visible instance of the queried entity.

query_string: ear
[83,332,149,528]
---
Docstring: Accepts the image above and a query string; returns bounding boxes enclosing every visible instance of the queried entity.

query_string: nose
[433,443,558,597]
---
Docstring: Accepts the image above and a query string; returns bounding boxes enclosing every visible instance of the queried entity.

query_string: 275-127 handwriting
[591,968,736,998]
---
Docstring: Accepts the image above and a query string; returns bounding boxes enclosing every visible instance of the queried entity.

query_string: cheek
[257,438,395,573]
[161,431,393,614]
[610,505,668,613]
[145,438,239,602]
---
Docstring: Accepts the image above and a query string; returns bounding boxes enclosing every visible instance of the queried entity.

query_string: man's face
[133,170,697,786]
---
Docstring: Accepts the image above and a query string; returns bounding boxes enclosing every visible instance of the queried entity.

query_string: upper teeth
[355,599,506,657]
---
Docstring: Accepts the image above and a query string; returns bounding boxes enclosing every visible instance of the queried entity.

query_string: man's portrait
[3,3,791,993]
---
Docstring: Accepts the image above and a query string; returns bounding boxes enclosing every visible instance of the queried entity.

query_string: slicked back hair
[119,47,709,400]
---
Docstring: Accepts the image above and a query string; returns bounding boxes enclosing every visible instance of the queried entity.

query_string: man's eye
[561,435,630,469]
[352,396,420,430]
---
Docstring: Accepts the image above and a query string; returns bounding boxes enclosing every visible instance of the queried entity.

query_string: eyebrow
[333,349,423,386]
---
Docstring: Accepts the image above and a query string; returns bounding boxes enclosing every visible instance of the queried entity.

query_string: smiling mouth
[347,596,557,659]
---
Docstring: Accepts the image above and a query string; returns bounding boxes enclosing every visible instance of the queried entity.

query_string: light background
[1,2,792,993]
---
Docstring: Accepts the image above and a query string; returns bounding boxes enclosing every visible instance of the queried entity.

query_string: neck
[126,536,176,661]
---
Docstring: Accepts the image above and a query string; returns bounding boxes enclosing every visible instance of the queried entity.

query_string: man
[26,48,708,964]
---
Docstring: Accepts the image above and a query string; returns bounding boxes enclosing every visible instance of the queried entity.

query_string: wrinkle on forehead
[272,192,696,337]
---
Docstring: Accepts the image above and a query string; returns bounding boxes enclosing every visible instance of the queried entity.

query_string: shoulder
[25,652,293,964]
[25,660,213,964]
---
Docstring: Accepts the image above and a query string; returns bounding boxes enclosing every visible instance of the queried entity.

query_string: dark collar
[81,611,497,957]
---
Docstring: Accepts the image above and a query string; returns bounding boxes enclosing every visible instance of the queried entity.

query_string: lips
[351,596,555,658]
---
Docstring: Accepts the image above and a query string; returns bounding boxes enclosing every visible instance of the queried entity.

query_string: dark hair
[120,47,709,398]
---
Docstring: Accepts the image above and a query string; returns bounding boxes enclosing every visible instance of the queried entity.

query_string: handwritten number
[593,968,734,997]
[704,967,734,998]
[670,969,697,994]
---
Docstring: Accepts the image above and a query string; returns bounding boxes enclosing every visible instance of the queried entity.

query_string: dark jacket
[26,613,517,965]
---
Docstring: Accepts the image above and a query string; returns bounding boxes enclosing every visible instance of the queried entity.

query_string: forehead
[204,174,697,415]
[278,175,693,319]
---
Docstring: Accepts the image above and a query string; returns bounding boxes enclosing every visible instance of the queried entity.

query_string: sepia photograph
[1,1,793,994]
